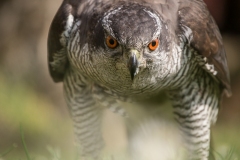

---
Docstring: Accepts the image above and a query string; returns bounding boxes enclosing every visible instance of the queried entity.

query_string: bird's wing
[47,0,94,82]
[178,0,232,96]
[47,1,74,82]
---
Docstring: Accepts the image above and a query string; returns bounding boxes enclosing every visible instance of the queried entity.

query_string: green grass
[0,144,18,158]
[0,74,75,160]
[20,125,31,160]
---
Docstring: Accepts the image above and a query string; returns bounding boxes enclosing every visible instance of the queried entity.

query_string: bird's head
[89,3,171,80]
[102,4,162,80]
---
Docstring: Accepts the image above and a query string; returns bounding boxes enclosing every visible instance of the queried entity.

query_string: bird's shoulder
[177,0,231,96]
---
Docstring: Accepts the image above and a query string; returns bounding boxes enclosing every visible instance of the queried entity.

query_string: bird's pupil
[109,39,115,45]
[152,41,156,46]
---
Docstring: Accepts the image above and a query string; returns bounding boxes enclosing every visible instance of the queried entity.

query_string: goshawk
[48,0,231,159]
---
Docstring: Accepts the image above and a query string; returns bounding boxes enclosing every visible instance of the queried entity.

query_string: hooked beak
[127,50,139,80]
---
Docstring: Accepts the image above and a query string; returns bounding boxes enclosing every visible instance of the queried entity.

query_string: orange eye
[148,39,159,51]
[106,36,118,49]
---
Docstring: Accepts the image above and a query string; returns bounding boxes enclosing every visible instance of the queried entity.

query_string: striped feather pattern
[63,69,104,159]
[168,44,221,160]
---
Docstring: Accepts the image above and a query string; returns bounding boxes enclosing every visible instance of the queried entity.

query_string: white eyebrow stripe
[102,6,123,37]
[143,9,161,38]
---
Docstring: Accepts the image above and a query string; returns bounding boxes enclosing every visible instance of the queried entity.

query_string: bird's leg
[168,74,221,160]
[63,69,103,159]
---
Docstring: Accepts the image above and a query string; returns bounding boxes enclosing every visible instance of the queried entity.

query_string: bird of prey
[48,0,231,159]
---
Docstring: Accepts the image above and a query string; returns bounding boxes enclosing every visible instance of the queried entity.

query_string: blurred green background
[0,0,240,159]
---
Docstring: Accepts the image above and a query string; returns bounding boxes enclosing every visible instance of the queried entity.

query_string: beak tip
[130,73,135,81]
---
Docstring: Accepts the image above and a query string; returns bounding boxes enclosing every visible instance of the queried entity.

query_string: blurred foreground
[0,0,240,159]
